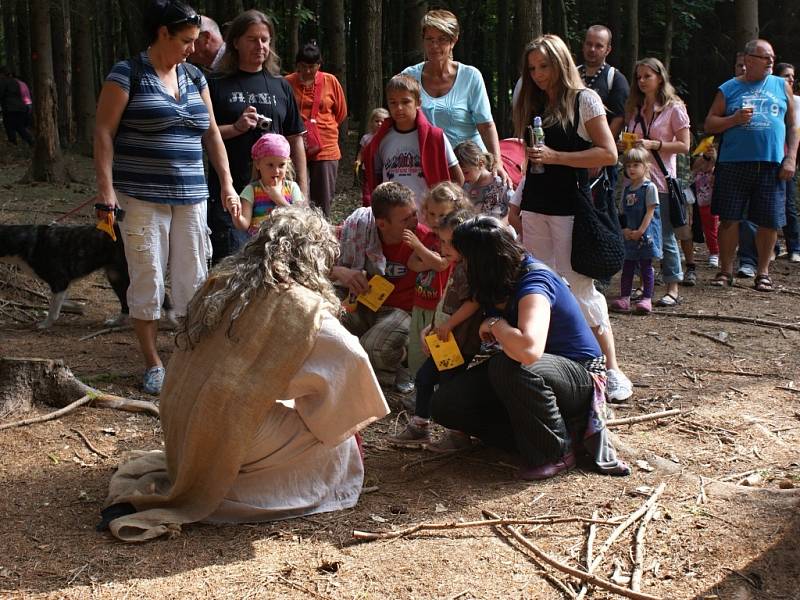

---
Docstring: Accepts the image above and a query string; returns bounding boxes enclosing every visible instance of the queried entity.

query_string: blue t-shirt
[718,75,787,164]
[107,53,210,205]
[401,62,493,150]
[487,256,602,363]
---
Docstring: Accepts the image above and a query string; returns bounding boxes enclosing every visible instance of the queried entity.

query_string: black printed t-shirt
[207,70,305,199]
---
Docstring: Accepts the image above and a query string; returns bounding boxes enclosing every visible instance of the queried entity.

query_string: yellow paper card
[357,275,395,312]
[425,332,465,371]
[621,131,637,152]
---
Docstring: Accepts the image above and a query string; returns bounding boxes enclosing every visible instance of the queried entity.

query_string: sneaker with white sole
[394,367,415,394]
[142,366,165,395]
[708,254,719,268]
[606,368,633,402]
[737,264,756,278]
[790,252,800,263]
[389,421,431,446]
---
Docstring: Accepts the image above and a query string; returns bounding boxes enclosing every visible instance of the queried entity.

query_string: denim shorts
[711,162,787,229]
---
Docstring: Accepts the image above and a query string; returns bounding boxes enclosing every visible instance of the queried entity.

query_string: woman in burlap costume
[99,207,389,542]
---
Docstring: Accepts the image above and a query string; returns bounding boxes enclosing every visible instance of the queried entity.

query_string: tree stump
[0,357,87,413]
[0,356,158,427]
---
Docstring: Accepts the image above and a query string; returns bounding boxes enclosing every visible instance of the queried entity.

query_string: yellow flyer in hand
[425,332,465,371]
[357,275,395,312]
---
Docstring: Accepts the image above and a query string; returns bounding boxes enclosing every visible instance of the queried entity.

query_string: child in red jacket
[362,74,463,210]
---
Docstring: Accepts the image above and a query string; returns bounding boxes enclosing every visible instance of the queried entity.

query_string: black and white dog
[0,223,173,329]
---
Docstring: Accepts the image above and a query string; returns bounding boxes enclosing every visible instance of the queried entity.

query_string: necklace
[580,63,607,91]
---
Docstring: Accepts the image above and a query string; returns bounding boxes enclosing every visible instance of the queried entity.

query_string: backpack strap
[606,66,615,90]
[181,62,205,93]
[126,54,144,105]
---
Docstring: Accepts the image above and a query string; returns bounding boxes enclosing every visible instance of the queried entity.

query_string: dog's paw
[36,319,54,330]
[103,313,130,327]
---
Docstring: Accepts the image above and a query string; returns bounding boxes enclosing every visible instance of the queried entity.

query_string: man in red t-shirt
[333,182,436,391]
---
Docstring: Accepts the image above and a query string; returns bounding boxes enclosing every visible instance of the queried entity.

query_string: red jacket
[362,109,451,206]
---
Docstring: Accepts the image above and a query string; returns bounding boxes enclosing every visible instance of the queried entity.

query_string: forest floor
[1,134,799,600]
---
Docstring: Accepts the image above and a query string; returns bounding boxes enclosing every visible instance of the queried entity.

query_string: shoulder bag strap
[635,111,671,177]
[310,70,323,120]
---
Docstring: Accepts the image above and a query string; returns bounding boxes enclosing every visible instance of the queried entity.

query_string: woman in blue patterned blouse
[94,0,236,395]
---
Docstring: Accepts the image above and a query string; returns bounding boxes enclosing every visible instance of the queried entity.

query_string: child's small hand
[225,196,242,218]
[622,227,633,240]
[435,322,452,342]
[265,184,291,207]
[420,324,432,356]
[629,229,643,241]
[402,229,422,251]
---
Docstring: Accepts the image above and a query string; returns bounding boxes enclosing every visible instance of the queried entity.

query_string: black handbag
[569,92,625,279]
[572,184,625,279]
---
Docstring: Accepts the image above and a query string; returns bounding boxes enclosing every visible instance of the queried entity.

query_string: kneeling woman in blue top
[430,216,630,480]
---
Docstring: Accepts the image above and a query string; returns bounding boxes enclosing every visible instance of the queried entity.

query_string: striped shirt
[107,53,210,205]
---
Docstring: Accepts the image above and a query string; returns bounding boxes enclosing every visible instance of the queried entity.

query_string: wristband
[656,140,663,151]
[487,317,501,331]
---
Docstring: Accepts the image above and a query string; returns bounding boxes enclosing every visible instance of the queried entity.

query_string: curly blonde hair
[176,206,340,348]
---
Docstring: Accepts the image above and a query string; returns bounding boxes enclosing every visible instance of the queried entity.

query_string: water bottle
[531,116,545,174]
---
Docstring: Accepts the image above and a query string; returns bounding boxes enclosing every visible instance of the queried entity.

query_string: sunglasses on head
[167,13,201,27]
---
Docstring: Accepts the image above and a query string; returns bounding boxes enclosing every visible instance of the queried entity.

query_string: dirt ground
[1,138,799,600]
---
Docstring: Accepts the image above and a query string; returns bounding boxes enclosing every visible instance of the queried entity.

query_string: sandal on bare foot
[753,274,774,292]
[710,271,733,287]
[655,293,681,307]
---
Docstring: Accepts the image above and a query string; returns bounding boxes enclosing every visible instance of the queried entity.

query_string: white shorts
[117,193,209,320]
[520,210,611,333]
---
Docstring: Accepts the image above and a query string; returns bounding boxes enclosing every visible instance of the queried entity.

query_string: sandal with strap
[655,292,681,307]
[754,273,775,292]
[710,271,733,287]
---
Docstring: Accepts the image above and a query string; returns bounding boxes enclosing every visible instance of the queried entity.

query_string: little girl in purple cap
[226,133,306,236]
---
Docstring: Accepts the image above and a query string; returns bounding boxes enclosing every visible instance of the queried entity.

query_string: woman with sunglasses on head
[207,10,307,263]
[401,9,511,187]
[94,0,236,396]
[624,57,691,305]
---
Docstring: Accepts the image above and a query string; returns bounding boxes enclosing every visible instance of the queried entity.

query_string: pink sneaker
[609,297,631,313]
[633,297,652,314]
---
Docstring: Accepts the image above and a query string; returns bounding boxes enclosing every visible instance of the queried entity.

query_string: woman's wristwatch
[487,316,502,331]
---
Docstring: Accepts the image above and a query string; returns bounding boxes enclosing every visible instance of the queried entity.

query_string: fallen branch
[630,501,659,592]
[399,447,469,472]
[353,514,620,541]
[575,510,599,600]
[607,410,682,427]
[481,510,664,600]
[589,483,667,576]
[70,427,109,459]
[483,509,576,599]
[681,366,766,377]
[78,325,132,342]
[689,329,734,348]
[776,386,800,395]
[0,394,93,431]
[652,311,800,332]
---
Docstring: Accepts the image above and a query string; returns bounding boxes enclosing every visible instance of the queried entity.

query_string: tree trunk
[663,0,673,72]
[386,0,404,77]
[734,0,758,51]
[214,0,244,25]
[2,1,20,75]
[324,0,347,147]
[50,0,74,146]
[624,0,639,84]
[360,0,382,138]
[118,0,149,56]
[496,0,511,138]
[27,0,68,182]
[17,0,32,86]
[403,0,426,66]
[607,0,622,67]
[72,0,96,154]
[516,0,542,46]
[286,0,302,70]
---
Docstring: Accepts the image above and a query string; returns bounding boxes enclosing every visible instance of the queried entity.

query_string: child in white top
[454,140,513,224]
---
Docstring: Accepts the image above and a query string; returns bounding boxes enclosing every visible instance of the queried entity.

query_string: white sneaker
[708,254,719,268]
[790,252,800,263]
[394,367,415,394]
[606,369,633,402]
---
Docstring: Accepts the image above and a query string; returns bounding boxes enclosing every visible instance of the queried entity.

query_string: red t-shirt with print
[414,235,452,310]
[382,223,436,311]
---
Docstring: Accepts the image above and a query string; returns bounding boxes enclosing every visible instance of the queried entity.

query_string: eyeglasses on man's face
[747,53,775,62]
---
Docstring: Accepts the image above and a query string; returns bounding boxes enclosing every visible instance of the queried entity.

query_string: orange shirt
[285,71,348,161]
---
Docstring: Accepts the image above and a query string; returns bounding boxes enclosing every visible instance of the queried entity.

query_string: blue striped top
[107,53,210,205]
